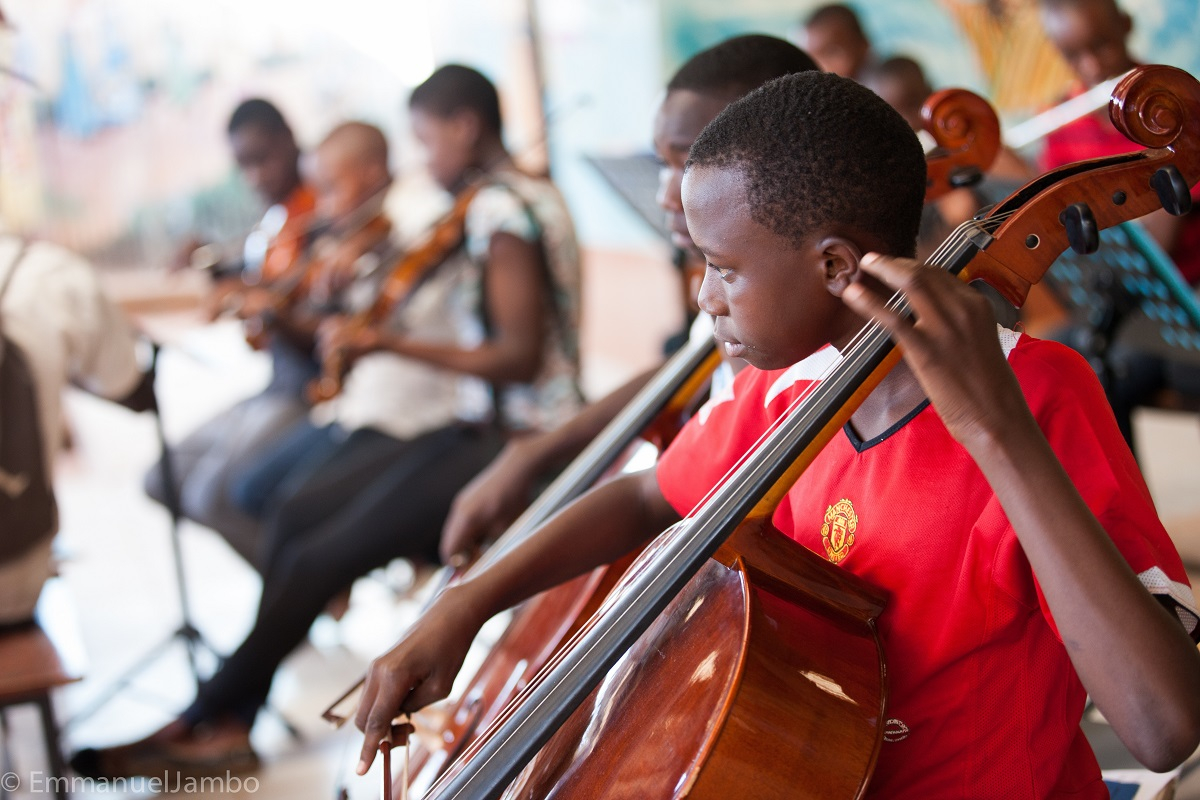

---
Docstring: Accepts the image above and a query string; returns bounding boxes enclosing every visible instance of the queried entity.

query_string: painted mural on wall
[0,0,541,269]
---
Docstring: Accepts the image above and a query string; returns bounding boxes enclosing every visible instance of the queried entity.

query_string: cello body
[500,520,888,800]
[407,549,640,792]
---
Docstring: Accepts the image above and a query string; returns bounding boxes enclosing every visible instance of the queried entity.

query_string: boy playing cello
[356,72,1200,795]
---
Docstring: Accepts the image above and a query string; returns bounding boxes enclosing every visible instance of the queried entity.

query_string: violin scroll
[922,88,1001,198]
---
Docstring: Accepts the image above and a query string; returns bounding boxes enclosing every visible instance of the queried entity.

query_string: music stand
[65,343,223,728]
[584,153,672,243]
[1040,221,1200,397]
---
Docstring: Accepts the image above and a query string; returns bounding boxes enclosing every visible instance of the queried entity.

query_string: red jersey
[1039,88,1200,284]
[656,332,1198,799]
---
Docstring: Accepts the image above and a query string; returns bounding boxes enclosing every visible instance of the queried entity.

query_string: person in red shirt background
[1039,0,1200,283]
[1035,0,1200,454]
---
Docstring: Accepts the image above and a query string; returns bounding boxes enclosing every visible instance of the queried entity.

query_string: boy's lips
[714,334,745,359]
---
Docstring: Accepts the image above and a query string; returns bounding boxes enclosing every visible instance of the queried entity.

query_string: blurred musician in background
[861,56,983,262]
[439,34,817,565]
[143,99,318,568]
[799,3,875,81]
[71,65,583,778]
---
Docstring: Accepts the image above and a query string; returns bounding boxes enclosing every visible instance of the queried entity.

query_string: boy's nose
[696,269,727,317]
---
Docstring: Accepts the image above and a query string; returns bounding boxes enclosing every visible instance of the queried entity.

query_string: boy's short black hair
[804,3,867,37]
[409,64,502,135]
[687,71,925,258]
[667,34,818,100]
[227,98,291,138]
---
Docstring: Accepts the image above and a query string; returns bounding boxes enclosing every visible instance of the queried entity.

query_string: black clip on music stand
[1040,220,1200,400]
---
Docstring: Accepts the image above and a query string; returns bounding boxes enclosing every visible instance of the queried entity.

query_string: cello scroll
[966,64,1200,306]
[922,87,1001,194]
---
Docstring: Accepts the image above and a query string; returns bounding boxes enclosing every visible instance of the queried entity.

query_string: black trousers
[185,422,506,724]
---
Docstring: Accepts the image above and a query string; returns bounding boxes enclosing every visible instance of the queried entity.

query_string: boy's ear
[1119,10,1133,38]
[816,237,864,297]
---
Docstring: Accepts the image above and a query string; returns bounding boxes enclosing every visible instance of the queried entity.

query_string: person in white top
[436,36,817,564]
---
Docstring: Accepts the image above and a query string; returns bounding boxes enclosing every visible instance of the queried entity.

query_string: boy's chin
[741,352,784,371]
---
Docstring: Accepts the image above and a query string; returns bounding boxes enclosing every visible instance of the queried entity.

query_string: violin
[415,65,1199,799]
[307,184,483,403]
[333,88,1003,797]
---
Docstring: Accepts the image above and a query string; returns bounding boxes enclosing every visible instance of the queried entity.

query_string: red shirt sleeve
[657,347,840,520]
[1012,339,1199,641]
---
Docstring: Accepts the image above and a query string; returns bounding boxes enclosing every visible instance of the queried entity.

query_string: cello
[410,65,1200,799]
[332,87,1004,795]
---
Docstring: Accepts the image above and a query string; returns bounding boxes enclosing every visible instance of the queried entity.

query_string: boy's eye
[708,263,733,281]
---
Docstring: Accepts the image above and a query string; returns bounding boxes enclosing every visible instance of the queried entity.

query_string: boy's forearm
[965,419,1200,767]
[449,470,679,628]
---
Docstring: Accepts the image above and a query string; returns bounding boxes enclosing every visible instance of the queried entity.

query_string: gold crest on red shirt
[821,498,857,564]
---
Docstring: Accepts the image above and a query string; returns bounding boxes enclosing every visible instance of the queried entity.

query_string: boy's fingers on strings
[853,253,982,340]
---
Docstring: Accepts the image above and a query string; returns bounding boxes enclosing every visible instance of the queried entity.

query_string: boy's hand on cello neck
[846,253,1200,768]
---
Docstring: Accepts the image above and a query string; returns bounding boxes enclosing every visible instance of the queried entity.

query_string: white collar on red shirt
[765,345,844,408]
[761,325,1022,412]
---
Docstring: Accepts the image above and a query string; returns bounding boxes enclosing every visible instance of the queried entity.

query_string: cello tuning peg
[949,165,984,189]
[1150,165,1193,216]
[972,202,997,221]
[1059,202,1100,255]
